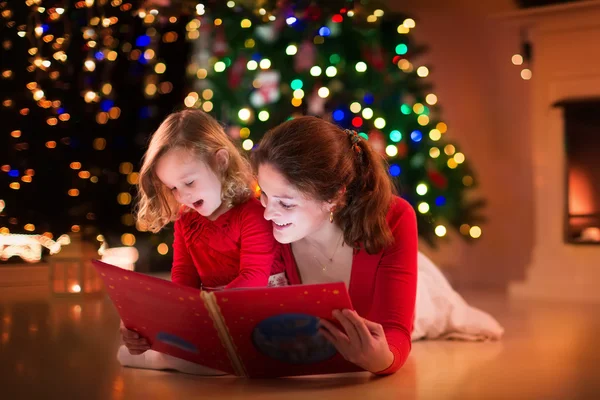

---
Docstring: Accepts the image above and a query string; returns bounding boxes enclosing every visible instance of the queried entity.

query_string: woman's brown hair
[252,116,395,254]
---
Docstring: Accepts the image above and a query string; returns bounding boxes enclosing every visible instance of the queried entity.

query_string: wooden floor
[1,286,599,400]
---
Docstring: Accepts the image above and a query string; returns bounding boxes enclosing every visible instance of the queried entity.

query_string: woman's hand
[119,320,150,355]
[319,309,394,373]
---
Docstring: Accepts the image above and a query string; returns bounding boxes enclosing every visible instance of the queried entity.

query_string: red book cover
[93,260,363,378]
[93,260,235,374]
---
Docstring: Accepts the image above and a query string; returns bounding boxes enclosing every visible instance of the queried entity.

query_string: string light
[385,145,398,157]
[417,66,429,77]
[325,66,337,77]
[247,60,258,70]
[429,129,441,141]
[512,54,523,65]
[435,225,447,237]
[157,243,169,255]
[238,108,251,121]
[416,183,428,195]
[258,111,270,121]
[317,87,330,98]
[469,226,482,238]
[242,139,254,151]
[374,117,386,129]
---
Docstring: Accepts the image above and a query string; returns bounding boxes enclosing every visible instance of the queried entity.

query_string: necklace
[307,232,344,272]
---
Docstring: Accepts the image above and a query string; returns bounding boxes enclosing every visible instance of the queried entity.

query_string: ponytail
[335,130,395,254]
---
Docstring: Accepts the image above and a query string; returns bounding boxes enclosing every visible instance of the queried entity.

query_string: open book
[93,260,363,378]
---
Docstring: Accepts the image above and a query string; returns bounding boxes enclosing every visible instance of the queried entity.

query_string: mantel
[493,0,600,21]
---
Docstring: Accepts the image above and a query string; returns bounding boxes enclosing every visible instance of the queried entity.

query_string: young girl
[253,116,502,376]
[118,109,286,374]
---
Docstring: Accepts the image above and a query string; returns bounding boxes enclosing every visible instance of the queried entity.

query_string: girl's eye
[185,181,194,186]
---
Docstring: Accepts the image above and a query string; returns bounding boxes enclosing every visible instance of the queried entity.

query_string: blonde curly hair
[136,109,253,233]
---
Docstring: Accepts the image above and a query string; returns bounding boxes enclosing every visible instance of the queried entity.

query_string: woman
[253,116,503,375]
[253,116,418,375]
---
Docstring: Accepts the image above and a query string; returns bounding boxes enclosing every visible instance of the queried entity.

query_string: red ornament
[367,129,386,157]
[143,0,170,6]
[361,44,386,71]
[397,142,408,159]
[332,14,343,23]
[295,40,316,72]
[213,27,228,58]
[228,55,247,88]
[304,4,322,21]
[227,125,241,140]
[427,169,449,189]
[351,117,363,128]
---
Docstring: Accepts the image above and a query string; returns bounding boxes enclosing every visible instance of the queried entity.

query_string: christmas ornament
[213,27,228,58]
[397,142,408,159]
[428,168,449,189]
[249,71,281,107]
[367,129,386,157]
[227,125,241,140]
[306,88,326,115]
[228,55,247,88]
[362,43,385,71]
[295,40,316,72]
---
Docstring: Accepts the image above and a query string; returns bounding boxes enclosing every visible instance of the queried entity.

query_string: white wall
[385,0,534,290]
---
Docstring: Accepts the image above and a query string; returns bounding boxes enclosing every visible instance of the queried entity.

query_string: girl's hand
[319,309,394,373]
[119,320,150,355]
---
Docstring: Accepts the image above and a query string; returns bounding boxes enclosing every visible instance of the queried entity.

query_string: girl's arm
[225,201,276,289]
[171,218,201,288]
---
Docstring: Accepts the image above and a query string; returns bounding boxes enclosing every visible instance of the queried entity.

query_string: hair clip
[344,129,362,155]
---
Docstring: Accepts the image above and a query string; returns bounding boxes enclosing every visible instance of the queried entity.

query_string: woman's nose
[263,201,277,221]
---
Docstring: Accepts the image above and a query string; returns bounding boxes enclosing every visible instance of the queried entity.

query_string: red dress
[281,196,418,375]
[171,198,285,290]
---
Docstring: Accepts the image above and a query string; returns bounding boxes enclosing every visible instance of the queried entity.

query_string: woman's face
[257,163,331,244]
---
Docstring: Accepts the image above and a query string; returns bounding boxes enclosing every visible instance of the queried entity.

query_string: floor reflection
[0,289,122,400]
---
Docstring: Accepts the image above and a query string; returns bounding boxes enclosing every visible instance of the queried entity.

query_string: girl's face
[155,147,224,219]
[257,163,331,244]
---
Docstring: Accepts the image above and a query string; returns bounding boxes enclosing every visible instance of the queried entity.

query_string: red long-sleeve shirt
[171,198,284,290]
[281,196,418,375]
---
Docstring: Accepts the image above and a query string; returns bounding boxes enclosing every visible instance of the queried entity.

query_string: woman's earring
[329,210,334,223]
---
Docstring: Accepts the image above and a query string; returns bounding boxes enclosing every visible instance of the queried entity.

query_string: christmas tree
[177,0,485,246]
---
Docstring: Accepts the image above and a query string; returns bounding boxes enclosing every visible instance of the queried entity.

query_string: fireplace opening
[558,99,600,244]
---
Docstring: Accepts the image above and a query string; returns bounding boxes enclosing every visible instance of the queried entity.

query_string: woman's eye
[279,201,293,210]
[185,181,194,186]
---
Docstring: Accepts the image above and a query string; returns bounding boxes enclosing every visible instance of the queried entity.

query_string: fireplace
[559,99,600,244]
[504,0,600,302]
